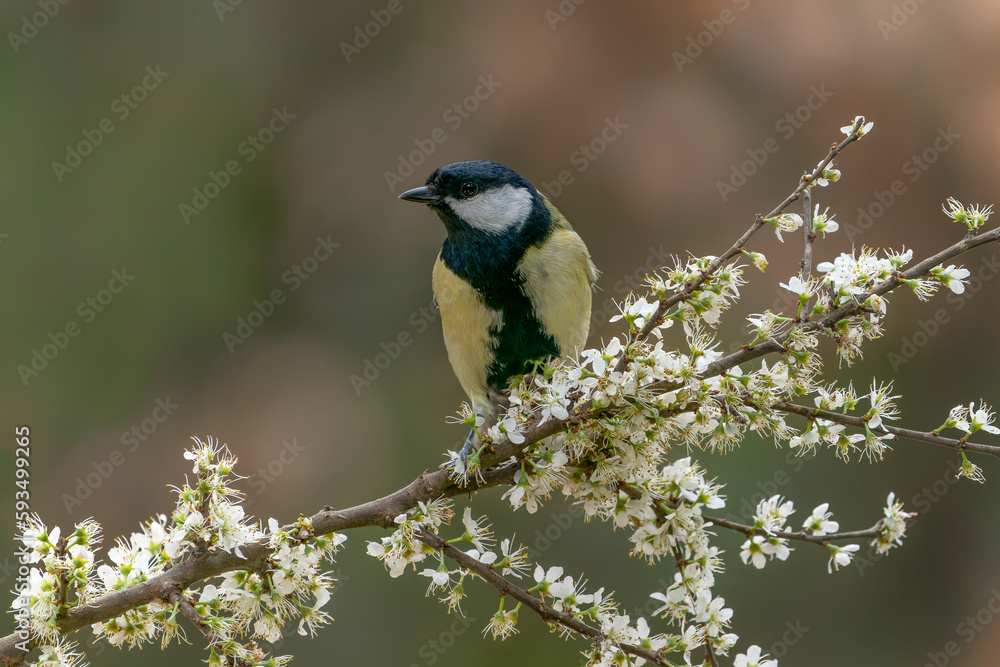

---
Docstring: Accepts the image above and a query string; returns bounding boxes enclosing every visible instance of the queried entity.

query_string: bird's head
[399,161,544,242]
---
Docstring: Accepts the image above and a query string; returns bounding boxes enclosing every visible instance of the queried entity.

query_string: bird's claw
[457,429,488,477]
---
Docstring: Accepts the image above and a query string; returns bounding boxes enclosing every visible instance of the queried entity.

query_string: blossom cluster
[366,498,454,579]
[411,117,1000,665]
[367,500,713,666]
[936,401,999,482]
[11,437,344,667]
[429,261,924,663]
[941,197,993,231]
[12,517,102,645]
[736,493,914,575]
[196,516,345,664]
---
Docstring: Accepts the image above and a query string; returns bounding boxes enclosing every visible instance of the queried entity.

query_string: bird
[399,160,598,467]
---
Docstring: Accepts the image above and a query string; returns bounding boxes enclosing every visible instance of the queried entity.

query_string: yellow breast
[432,255,502,406]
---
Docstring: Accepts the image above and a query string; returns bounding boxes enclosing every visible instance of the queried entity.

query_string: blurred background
[3,1,1000,665]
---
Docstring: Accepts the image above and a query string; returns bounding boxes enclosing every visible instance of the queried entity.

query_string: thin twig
[54,536,69,622]
[418,530,671,667]
[166,586,215,641]
[773,401,1000,459]
[800,186,814,282]
[704,515,882,546]
[617,121,864,373]
[661,224,1000,389]
[618,481,730,664]
[811,225,1000,331]
[705,638,720,667]
[762,121,861,221]
[612,213,766,374]
[619,482,884,548]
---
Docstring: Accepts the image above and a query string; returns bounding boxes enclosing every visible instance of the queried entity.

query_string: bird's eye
[460,182,479,198]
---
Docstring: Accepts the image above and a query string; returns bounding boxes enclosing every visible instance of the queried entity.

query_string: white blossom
[734,644,778,667]
[827,544,859,573]
[841,115,874,137]
[802,503,839,536]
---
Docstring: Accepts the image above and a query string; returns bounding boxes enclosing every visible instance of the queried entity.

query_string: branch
[609,113,864,372]
[773,401,1000,459]
[812,224,1000,331]
[417,530,671,667]
[679,223,1000,386]
[0,445,540,664]
[616,481,725,666]
[799,187,814,282]
[6,220,995,664]
[2,121,994,666]
[166,586,214,641]
[704,515,881,547]
[763,123,861,221]
[612,212,765,373]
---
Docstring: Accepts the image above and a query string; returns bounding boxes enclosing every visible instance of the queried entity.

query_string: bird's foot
[457,428,487,477]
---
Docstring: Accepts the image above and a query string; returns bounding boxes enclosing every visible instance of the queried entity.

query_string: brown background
[3,1,1000,665]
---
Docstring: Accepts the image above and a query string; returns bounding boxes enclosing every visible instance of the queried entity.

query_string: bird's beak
[398,185,441,204]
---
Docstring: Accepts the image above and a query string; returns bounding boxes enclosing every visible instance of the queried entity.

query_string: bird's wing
[542,197,600,285]
[517,200,597,354]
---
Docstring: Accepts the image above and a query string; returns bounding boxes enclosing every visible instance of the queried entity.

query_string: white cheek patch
[445,184,533,234]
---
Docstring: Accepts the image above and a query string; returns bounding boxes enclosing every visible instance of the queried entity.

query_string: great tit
[399,160,598,464]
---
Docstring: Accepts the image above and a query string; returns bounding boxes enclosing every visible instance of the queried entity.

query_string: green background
[3,1,1000,665]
